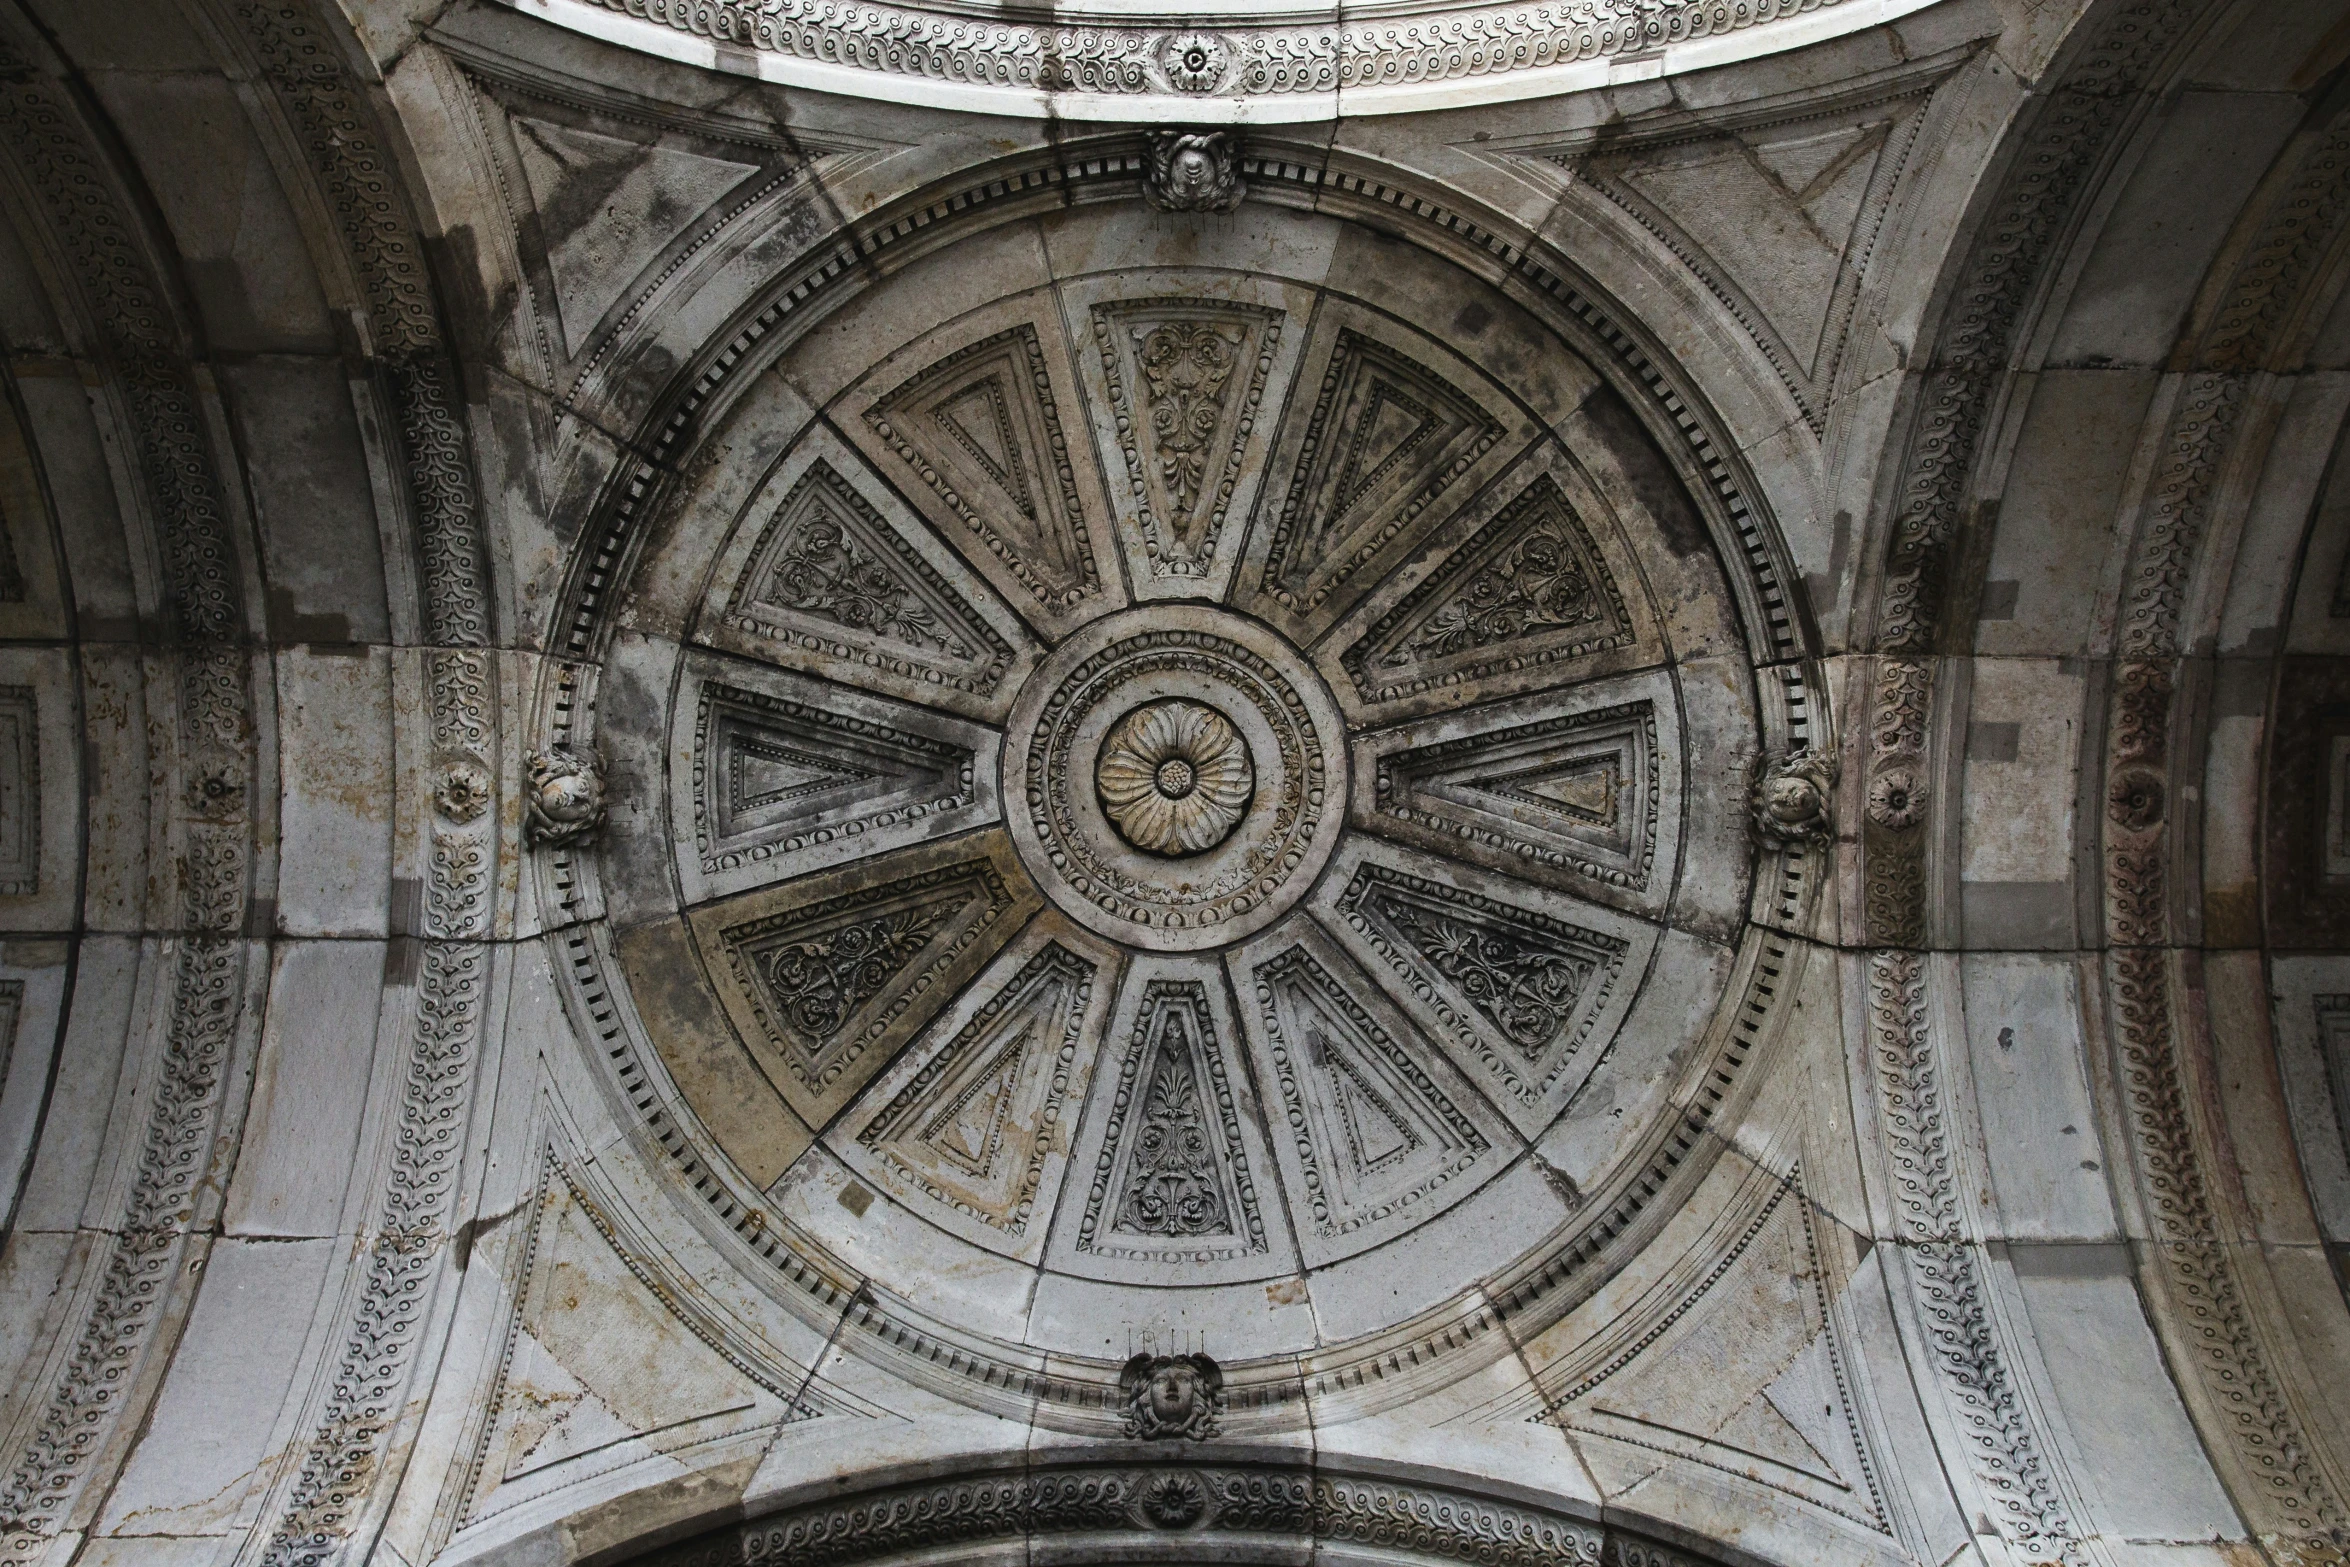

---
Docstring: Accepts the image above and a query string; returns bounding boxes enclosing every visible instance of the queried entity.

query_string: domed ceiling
[574,202,1793,1425]
[12,4,2350,1567]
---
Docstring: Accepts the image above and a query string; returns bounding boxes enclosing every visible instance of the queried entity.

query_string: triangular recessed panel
[1248,944,1491,1250]
[1542,1173,1890,1533]
[689,836,1040,1127]
[1075,980,1268,1264]
[865,324,1102,611]
[1535,87,1935,430]
[1344,473,1633,709]
[1617,120,1894,377]
[1367,700,1660,894]
[857,942,1099,1238]
[508,115,761,358]
[721,459,1018,704]
[1257,330,1505,617]
[692,680,977,874]
[1091,298,1283,583]
[1329,859,1630,1116]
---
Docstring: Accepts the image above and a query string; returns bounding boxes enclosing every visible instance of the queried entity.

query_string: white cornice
[500,0,1954,122]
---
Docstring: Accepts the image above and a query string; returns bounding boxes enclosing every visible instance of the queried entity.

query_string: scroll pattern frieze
[574,0,1886,106]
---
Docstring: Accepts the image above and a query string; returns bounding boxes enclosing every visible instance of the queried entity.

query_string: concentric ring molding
[536,146,1824,1434]
[513,0,1956,122]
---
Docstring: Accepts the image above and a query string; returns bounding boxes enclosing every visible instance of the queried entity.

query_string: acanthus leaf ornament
[1750,748,1837,846]
[1120,1352,1224,1440]
[1145,131,1245,213]
[525,744,607,846]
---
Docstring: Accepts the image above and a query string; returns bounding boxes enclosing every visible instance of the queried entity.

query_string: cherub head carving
[1145,132,1244,213]
[1750,747,1838,847]
[1119,1352,1223,1440]
[524,744,607,847]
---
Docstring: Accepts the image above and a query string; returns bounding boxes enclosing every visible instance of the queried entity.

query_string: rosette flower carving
[1096,700,1254,856]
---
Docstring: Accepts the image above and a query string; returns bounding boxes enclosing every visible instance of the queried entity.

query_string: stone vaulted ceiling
[2,4,2350,1567]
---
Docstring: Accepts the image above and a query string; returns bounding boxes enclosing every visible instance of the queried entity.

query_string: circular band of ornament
[1005,606,1345,950]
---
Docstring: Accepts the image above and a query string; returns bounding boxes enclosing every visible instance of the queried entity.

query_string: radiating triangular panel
[1370,701,1659,893]
[1091,298,1283,582]
[690,838,1039,1125]
[1251,944,1489,1243]
[865,324,1101,610]
[692,680,976,873]
[1075,980,1268,1263]
[1258,331,1504,616]
[507,115,761,357]
[1344,474,1633,708]
[858,942,1098,1237]
[722,460,1016,701]
[1331,860,1629,1112]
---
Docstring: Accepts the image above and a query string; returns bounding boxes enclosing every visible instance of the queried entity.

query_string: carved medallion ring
[1004,606,1346,951]
[1096,700,1254,855]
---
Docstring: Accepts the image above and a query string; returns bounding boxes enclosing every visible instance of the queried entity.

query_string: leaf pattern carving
[763,905,954,1045]
[765,508,959,653]
[1398,523,1604,663]
[1381,900,1592,1059]
[1135,321,1241,531]
[1114,1018,1231,1237]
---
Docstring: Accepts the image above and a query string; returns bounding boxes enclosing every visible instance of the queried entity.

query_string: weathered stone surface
[8,10,2350,1567]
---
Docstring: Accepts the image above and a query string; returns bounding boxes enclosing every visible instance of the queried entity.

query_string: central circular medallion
[1004,606,1348,951]
[1096,699,1254,856]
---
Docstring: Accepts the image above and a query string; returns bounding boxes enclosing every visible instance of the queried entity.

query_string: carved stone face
[1764,774,1819,825]
[1148,1361,1199,1425]
[1170,145,1216,199]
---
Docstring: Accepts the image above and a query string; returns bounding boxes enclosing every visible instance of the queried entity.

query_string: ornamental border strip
[630,1456,1751,1567]
[542,0,1929,121]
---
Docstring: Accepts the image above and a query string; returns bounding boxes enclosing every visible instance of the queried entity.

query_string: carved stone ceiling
[584,205,1777,1422]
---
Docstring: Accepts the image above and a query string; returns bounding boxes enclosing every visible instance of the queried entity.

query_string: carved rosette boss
[1096,699,1255,855]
